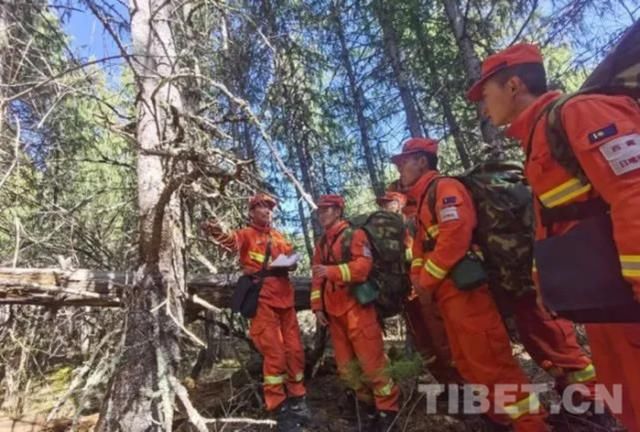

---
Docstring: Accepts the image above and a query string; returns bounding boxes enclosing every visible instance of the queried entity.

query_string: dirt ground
[0,318,624,432]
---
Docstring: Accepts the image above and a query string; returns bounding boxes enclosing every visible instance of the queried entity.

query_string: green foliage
[385,349,424,382]
[339,349,423,392]
[2,0,631,269]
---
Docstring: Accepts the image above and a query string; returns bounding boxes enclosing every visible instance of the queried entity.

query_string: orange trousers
[512,292,596,395]
[327,304,400,412]
[586,323,640,432]
[404,296,462,384]
[432,283,549,432]
[249,302,306,410]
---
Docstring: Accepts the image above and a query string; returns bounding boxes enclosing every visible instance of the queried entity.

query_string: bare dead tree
[331,0,385,196]
[372,0,424,139]
[95,0,196,429]
[441,0,503,147]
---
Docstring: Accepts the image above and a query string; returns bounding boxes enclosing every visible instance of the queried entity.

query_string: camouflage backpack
[341,211,411,318]
[544,19,640,179]
[424,161,535,305]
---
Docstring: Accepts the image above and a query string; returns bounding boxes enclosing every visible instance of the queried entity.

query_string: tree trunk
[295,187,315,260]
[441,0,502,146]
[331,0,384,196]
[373,0,424,138]
[96,1,186,430]
[408,6,471,168]
[0,1,8,139]
[442,101,471,168]
[261,0,322,236]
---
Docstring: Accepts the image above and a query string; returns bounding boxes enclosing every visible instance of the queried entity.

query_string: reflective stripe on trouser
[434,282,548,430]
[503,394,542,420]
[328,304,400,412]
[289,371,304,383]
[249,302,306,410]
[567,364,596,384]
[512,291,596,398]
[264,374,285,385]
[586,322,640,432]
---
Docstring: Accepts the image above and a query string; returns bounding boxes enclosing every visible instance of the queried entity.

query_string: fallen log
[0,268,312,310]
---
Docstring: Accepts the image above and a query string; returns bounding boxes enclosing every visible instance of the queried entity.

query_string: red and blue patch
[589,124,618,144]
[442,196,457,205]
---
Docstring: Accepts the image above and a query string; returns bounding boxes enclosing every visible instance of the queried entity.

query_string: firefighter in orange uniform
[201,193,309,431]
[392,138,549,431]
[311,194,400,432]
[377,191,461,385]
[468,42,640,432]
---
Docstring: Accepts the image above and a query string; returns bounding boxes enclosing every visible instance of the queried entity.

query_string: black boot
[288,395,311,425]
[347,403,377,431]
[338,392,377,432]
[547,404,626,432]
[276,402,302,432]
[376,410,398,432]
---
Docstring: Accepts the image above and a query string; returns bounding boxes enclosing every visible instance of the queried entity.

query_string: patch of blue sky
[57,0,129,89]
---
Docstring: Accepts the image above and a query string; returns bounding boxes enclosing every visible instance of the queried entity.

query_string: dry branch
[0,268,312,310]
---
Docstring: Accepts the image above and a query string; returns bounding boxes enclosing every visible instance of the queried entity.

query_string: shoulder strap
[340,227,354,263]
[321,226,348,264]
[526,95,588,182]
[256,236,272,277]
[319,226,348,303]
[545,95,589,182]
[416,177,444,230]
[262,236,272,270]
[525,101,555,163]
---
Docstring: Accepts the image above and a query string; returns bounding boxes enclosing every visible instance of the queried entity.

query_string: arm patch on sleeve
[599,133,640,175]
[589,124,618,144]
[439,207,460,222]
[442,196,457,205]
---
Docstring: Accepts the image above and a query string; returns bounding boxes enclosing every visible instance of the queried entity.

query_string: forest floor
[0,316,624,432]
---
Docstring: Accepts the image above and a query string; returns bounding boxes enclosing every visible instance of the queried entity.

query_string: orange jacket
[310,220,373,316]
[206,222,296,309]
[406,171,478,293]
[506,90,640,300]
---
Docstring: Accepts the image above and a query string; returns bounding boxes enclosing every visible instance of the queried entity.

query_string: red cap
[376,191,407,207]
[249,193,277,209]
[317,194,345,209]
[467,43,543,102]
[390,138,438,164]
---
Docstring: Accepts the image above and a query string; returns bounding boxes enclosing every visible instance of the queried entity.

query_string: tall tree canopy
[0,0,636,430]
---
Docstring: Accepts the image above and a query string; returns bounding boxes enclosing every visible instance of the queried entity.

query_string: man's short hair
[412,151,439,171]
[493,63,547,96]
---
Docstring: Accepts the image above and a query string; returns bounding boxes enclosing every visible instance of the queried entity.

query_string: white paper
[270,253,300,268]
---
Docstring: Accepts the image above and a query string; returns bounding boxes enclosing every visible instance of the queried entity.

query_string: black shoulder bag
[231,237,272,318]
[527,111,640,323]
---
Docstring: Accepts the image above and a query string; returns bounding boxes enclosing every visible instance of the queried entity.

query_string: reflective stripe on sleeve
[248,251,265,263]
[620,255,640,277]
[424,259,447,280]
[338,263,352,282]
[539,178,592,208]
